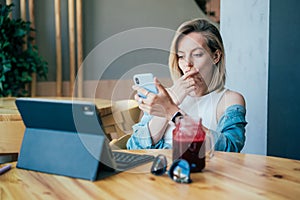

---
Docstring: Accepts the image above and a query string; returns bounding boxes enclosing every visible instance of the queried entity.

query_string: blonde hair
[169,18,226,92]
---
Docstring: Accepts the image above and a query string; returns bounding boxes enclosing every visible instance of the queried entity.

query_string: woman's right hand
[167,68,200,105]
[133,78,179,120]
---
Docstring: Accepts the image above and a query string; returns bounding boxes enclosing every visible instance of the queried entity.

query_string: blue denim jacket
[126,104,247,152]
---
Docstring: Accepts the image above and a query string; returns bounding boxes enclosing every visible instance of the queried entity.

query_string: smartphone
[133,73,158,98]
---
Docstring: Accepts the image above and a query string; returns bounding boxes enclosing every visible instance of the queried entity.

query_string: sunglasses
[150,154,192,184]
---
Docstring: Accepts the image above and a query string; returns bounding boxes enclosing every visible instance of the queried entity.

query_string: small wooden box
[101,100,140,140]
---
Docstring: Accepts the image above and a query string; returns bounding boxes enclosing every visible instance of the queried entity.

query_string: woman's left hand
[133,77,178,120]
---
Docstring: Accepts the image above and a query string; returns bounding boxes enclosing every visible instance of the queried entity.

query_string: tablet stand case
[16,99,116,181]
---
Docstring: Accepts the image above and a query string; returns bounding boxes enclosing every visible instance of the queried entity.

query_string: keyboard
[112,151,155,171]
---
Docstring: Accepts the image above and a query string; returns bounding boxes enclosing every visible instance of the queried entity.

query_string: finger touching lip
[184,68,199,76]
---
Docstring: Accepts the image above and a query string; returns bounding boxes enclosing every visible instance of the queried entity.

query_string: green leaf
[3,63,12,73]
[2,41,10,48]
[0,4,48,97]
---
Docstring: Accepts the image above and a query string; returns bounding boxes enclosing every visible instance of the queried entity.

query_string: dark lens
[168,159,192,184]
[135,77,140,84]
[151,154,167,176]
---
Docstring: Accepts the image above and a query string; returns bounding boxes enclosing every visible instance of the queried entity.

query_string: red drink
[173,138,205,172]
[172,116,206,172]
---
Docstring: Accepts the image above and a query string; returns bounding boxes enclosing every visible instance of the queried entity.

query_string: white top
[163,89,227,146]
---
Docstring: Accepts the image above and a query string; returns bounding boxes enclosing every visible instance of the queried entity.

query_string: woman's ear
[213,50,221,64]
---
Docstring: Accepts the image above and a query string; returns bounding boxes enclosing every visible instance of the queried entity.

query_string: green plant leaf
[0,3,48,97]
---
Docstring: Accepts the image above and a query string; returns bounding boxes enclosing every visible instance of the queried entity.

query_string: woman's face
[177,32,215,84]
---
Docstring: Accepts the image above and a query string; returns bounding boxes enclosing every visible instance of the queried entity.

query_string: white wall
[220,0,270,155]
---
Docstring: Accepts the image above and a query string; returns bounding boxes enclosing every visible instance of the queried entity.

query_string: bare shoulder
[217,90,246,120]
[223,90,246,107]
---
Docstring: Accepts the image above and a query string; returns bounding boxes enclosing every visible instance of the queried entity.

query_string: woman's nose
[184,61,193,73]
[185,56,193,67]
[186,61,193,67]
[185,59,193,69]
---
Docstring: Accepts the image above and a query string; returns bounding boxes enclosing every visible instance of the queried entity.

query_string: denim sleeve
[210,105,247,152]
[126,113,171,149]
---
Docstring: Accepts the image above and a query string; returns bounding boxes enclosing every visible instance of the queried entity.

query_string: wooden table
[1,150,300,199]
[0,97,25,155]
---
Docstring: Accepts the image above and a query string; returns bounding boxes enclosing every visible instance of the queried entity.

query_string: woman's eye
[193,53,203,57]
[177,55,184,59]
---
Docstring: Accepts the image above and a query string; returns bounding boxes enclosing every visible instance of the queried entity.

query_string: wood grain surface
[0,150,299,200]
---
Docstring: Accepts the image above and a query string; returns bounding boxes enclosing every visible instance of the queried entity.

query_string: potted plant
[0,3,48,97]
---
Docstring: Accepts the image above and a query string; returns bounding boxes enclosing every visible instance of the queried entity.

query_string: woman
[127,18,247,152]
